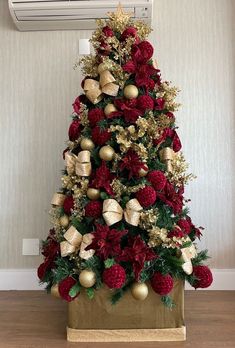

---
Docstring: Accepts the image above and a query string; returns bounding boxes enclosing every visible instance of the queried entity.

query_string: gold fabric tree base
[67,280,186,342]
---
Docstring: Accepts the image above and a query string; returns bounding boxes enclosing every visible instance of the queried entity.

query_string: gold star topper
[107,2,133,24]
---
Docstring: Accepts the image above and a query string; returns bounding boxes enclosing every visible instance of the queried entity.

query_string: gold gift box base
[67,326,186,342]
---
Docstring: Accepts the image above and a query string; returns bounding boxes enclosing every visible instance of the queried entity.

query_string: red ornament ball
[88,108,105,127]
[147,170,167,191]
[192,265,213,289]
[58,276,79,302]
[135,186,157,208]
[103,264,126,289]
[85,201,103,219]
[137,95,154,111]
[68,119,81,141]
[63,195,74,215]
[151,272,174,296]
[91,126,111,145]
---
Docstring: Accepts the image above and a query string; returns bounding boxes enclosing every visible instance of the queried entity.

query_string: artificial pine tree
[38,5,213,338]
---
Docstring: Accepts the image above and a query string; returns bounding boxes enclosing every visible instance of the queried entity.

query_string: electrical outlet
[22,239,40,256]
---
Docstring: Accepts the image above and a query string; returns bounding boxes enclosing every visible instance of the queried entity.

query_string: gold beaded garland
[124,85,139,99]
[99,145,115,161]
[80,138,95,151]
[87,188,100,200]
[131,282,149,300]
[104,103,117,116]
[79,269,96,288]
[60,215,70,228]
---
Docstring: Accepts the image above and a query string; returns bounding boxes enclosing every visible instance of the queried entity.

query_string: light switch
[22,239,40,256]
[79,39,90,55]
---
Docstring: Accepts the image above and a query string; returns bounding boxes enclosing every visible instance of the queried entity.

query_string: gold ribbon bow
[102,198,143,227]
[75,150,92,177]
[124,198,143,226]
[60,226,94,259]
[51,193,66,206]
[60,226,83,257]
[83,67,119,104]
[180,238,197,275]
[102,199,123,226]
[65,151,91,177]
[159,147,175,172]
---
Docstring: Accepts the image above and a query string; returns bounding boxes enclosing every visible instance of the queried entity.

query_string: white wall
[0,0,234,270]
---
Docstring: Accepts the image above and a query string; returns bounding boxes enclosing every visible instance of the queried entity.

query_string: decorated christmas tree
[38,5,213,313]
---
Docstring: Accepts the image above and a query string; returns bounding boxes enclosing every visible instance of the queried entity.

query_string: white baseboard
[0,269,234,291]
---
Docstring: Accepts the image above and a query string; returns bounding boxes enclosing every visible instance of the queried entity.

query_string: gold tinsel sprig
[148,227,168,247]
[155,82,181,112]
[111,178,145,201]
[139,208,159,230]
[167,152,196,187]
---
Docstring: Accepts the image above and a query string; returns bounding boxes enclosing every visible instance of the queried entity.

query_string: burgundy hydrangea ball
[85,201,103,219]
[138,40,154,62]
[121,27,138,41]
[68,119,81,141]
[102,26,114,37]
[88,108,105,127]
[63,195,74,215]
[137,95,154,111]
[151,272,174,296]
[58,277,79,302]
[123,109,142,124]
[72,96,81,114]
[192,266,213,289]
[135,186,157,208]
[147,170,167,191]
[103,264,126,289]
[91,126,111,145]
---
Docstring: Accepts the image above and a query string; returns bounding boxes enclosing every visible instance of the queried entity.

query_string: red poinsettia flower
[86,223,127,260]
[158,182,184,214]
[186,216,203,239]
[154,128,182,152]
[117,235,157,281]
[123,60,160,89]
[90,161,115,195]
[120,150,148,179]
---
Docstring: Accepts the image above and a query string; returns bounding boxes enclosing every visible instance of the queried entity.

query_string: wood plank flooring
[0,291,234,348]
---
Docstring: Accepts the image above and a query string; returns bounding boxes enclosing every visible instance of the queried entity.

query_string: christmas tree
[38,5,213,308]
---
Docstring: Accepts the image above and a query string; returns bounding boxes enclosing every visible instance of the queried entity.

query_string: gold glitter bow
[60,226,94,259]
[124,198,143,226]
[180,238,197,275]
[102,198,143,227]
[60,226,83,257]
[159,147,175,172]
[51,193,66,206]
[83,66,119,104]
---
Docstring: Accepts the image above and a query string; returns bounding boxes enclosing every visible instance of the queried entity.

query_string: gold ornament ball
[51,284,60,299]
[138,166,148,177]
[79,270,96,288]
[80,138,95,151]
[124,85,139,99]
[131,282,149,301]
[60,215,69,228]
[87,188,100,200]
[104,103,117,116]
[99,145,115,161]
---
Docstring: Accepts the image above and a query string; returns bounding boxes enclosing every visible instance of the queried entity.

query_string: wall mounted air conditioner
[8,0,153,31]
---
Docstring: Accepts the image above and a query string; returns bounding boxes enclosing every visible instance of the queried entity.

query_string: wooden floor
[0,291,234,348]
